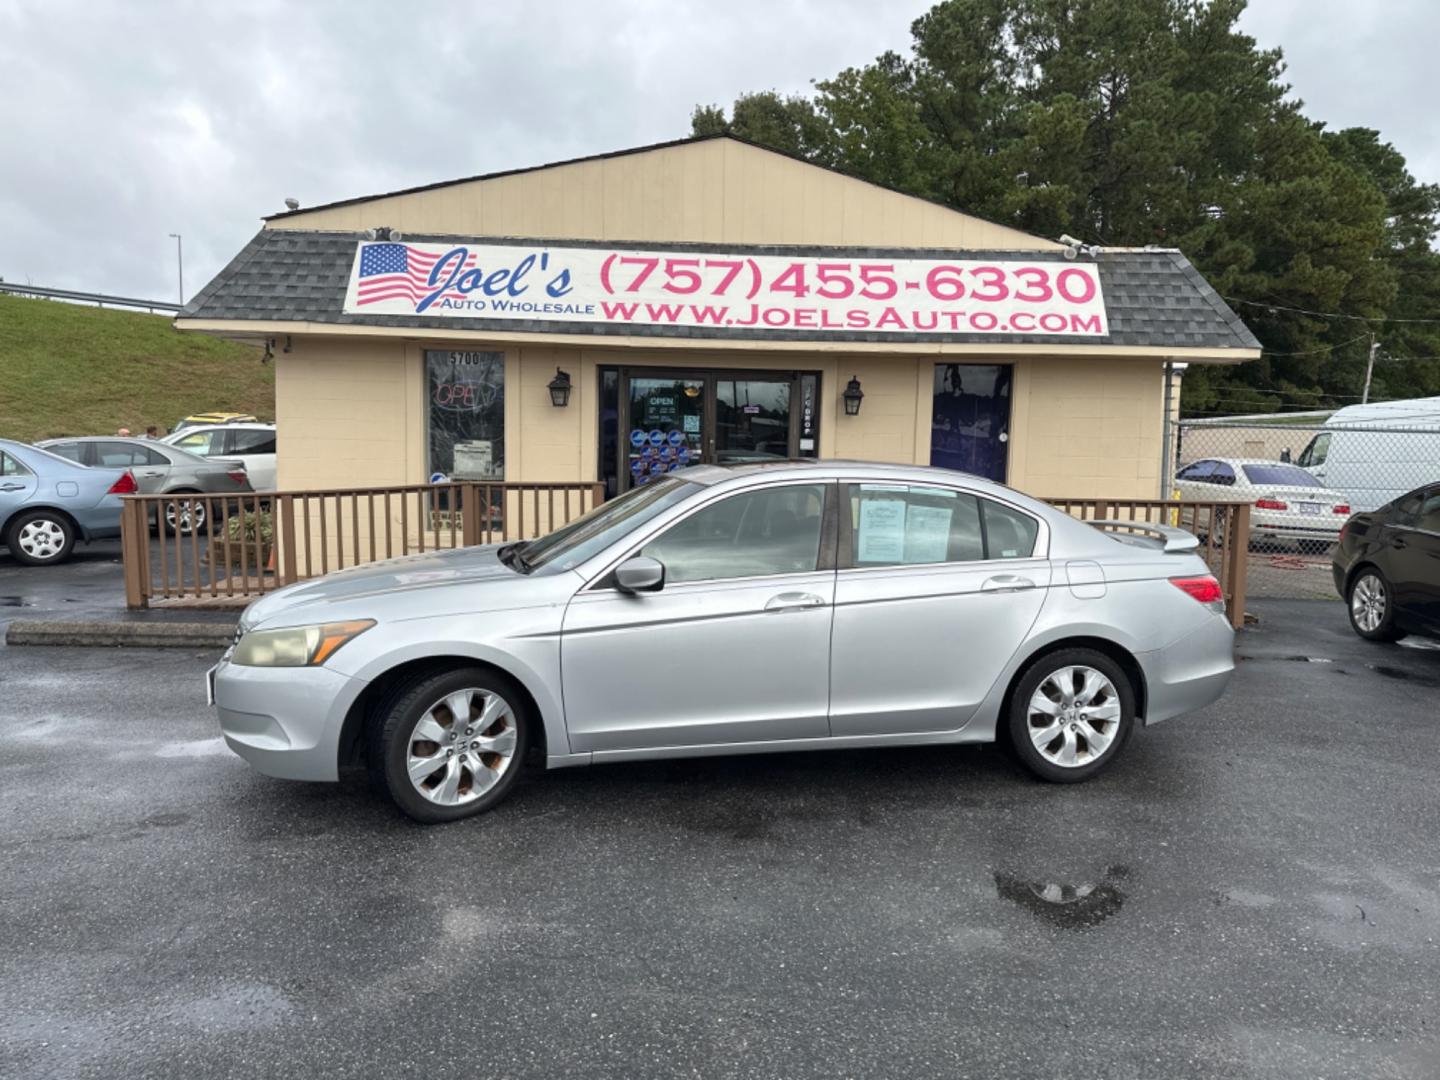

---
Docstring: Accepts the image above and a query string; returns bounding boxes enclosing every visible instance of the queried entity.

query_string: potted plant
[211,509,274,572]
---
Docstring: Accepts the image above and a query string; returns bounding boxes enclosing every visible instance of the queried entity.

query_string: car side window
[95,442,150,467]
[1417,490,1440,533]
[848,484,986,566]
[1,451,34,477]
[981,499,1040,559]
[1298,433,1330,468]
[1176,462,1207,481]
[230,430,276,455]
[1210,462,1237,487]
[173,431,219,456]
[641,483,827,584]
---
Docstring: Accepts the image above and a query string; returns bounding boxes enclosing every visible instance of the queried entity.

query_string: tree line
[692,0,1440,416]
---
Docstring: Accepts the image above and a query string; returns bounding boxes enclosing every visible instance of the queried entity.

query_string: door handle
[1391,536,1409,550]
[0,482,27,492]
[981,574,1037,593]
[764,592,826,613]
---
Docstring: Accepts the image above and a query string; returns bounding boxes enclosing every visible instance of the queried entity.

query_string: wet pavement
[1,599,1438,1078]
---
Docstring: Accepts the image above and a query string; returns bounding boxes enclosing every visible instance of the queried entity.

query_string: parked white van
[1296,397,1440,511]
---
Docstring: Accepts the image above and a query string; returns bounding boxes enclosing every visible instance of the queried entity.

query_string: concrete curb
[5,619,236,649]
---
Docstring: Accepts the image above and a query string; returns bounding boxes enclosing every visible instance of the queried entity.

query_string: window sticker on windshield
[857,499,906,562]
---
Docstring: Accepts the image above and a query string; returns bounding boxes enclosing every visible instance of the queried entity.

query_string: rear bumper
[72,499,123,540]
[1136,613,1235,726]
[212,659,364,781]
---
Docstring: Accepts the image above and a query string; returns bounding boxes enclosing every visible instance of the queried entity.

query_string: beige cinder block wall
[1008,356,1165,500]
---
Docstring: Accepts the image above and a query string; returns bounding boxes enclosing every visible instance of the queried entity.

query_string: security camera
[1062,245,1078,260]
[1058,234,1085,248]
[284,197,300,211]
[389,230,403,242]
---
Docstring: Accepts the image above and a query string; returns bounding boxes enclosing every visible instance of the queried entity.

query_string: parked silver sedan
[37,436,251,534]
[211,462,1235,823]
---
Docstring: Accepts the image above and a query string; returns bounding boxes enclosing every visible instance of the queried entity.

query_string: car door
[0,450,40,528]
[828,481,1051,737]
[1389,488,1440,630]
[561,480,836,753]
[225,428,277,490]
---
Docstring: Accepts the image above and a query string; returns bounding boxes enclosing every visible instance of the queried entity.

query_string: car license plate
[1299,502,1320,515]
[206,664,218,706]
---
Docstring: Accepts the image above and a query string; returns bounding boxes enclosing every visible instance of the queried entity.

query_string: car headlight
[230,620,376,667]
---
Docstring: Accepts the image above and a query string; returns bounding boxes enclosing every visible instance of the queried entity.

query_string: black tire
[1006,648,1136,784]
[367,666,531,824]
[5,509,76,566]
[1346,567,1403,643]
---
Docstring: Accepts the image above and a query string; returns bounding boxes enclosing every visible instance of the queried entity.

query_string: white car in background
[164,422,277,491]
[1175,458,1351,554]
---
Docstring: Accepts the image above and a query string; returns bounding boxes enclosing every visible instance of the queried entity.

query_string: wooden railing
[121,481,605,608]
[1044,498,1251,628]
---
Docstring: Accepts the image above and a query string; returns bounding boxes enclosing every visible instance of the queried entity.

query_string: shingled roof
[180,229,1259,352]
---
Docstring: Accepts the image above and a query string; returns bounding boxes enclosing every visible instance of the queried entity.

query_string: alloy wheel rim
[1352,575,1385,632]
[1027,665,1121,768]
[18,519,65,560]
[406,688,518,806]
[165,500,206,532]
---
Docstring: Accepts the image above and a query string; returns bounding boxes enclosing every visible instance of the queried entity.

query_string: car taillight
[1170,575,1224,606]
[1332,504,1350,515]
[107,470,137,495]
[227,469,247,485]
[1255,498,1288,511]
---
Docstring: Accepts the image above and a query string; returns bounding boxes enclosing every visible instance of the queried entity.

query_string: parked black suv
[1332,484,1440,641]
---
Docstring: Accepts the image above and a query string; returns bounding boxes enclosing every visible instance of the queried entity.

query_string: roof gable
[263,135,1061,252]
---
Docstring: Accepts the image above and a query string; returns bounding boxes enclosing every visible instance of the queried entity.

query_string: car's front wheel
[5,510,76,566]
[1347,568,1402,642]
[1007,649,1135,783]
[369,667,530,823]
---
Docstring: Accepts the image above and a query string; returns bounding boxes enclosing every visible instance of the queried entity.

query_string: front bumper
[212,658,363,781]
[1136,612,1235,726]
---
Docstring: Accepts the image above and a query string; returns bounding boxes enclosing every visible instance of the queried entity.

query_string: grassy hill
[0,294,274,441]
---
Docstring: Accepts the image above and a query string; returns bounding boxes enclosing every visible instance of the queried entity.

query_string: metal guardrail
[0,281,181,314]
[120,481,606,608]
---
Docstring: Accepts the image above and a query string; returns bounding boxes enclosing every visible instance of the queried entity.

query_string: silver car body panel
[211,461,1234,781]
[0,438,128,542]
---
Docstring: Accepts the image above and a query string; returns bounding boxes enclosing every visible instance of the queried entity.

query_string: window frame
[226,428,277,456]
[1,450,36,477]
[424,348,506,482]
[584,479,840,592]
[836,480,1047,572]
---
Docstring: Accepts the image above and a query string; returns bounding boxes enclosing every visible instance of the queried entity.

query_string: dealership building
[178,135,1259,501]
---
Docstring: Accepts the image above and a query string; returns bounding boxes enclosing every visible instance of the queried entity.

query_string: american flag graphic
[354,243,476,306]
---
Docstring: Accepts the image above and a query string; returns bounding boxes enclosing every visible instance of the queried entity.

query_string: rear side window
[95,442,165,467]
[229,430,276,455]
[1211,462,1236,486]
[1418,491,1440,533]
[1177,461,1214,482]
[1241,464,1322,487]
[172,430,221,456]
[846,484,1037,566]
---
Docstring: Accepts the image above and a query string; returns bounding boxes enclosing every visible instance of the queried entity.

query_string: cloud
[0,0,1432,301]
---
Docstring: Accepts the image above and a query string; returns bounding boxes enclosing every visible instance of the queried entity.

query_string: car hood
[240,545,523,628]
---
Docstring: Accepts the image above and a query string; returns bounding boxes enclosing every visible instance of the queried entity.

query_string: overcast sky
[0,0,1435,302]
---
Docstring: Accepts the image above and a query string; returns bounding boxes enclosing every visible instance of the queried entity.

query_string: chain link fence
[1170,418,1440,600]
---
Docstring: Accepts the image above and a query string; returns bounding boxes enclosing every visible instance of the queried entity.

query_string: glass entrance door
[626,376,704,487]
[714,378,792,465]
[613,369,816,491]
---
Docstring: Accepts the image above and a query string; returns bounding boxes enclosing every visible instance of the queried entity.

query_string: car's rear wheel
[1007,649,1135,783]
[369,667,530,823]
[1347,569,1402,642]
[162,494,208,536]
[5,510,76,566]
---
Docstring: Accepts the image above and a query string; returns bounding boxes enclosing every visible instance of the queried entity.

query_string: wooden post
[278,494,299,585]
[1224,503,1250,629]
[120,497,148,609]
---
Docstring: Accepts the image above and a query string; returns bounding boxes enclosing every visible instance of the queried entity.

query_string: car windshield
[1241,463,1323,487]
[517,477,700,573]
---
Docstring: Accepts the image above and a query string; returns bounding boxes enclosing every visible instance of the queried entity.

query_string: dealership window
[427,350,504,480]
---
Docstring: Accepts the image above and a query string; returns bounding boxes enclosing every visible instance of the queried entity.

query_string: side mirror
[615,555,665,594]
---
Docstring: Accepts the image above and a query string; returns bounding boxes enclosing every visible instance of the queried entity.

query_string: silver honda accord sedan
[210,462,1235,823]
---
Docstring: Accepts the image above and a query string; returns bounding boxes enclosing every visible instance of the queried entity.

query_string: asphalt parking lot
[2,600,1439,1079]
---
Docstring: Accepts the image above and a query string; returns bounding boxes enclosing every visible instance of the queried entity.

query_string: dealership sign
[342,241,1108,337]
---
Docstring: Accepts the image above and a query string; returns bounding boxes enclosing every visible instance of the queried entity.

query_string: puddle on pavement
[994,870,1126,929]
[1367,664,1440,687]
[1236,654,1334,664]
[0,596,34,607]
